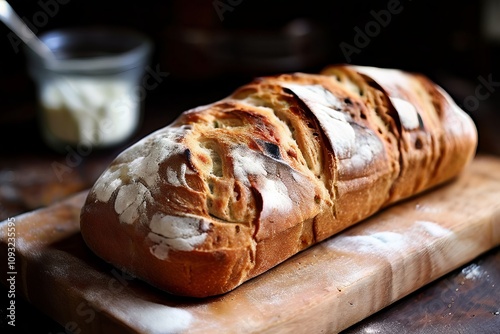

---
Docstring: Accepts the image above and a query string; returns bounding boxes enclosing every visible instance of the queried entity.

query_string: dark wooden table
[1,75,499,334]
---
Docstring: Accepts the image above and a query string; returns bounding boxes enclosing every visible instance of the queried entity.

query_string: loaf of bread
[80,64,477,297]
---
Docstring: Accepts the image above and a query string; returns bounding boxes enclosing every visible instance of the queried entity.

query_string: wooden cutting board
[1,155,500,334]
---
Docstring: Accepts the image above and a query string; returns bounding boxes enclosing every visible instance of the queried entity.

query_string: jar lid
[25,26,153,75]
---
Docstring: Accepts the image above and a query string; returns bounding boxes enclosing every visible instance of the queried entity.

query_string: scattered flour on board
[326,221,453,257]
[462,263,484,280]
[323,220,455,301]
[121,302,193,334]
[88,289,194,334]
[414,220,452,238]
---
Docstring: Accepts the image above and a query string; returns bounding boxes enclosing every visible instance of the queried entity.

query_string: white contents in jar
[40,76,140,147]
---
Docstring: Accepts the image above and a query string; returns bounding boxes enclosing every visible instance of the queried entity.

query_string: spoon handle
[0,0,55,59]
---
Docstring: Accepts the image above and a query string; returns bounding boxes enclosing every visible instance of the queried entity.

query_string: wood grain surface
[343,246,500,334]
[1,155,500,334]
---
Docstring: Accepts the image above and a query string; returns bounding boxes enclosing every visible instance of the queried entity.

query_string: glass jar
[25,27,153,153]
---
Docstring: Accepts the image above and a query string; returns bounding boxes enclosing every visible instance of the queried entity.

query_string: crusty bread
[79,64,477,297]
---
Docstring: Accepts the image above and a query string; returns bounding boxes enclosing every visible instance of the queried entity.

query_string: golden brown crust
[80,65,478,297]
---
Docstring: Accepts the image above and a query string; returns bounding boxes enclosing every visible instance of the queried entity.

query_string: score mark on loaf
[80,64,477,297]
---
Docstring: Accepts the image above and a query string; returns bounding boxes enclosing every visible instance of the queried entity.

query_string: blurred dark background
[1,0,500,156]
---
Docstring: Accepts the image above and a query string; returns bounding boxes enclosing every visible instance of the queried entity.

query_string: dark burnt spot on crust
[184,149,197,171]
[264,142,282,160]
[344,97,353,105]
[256,139,282,160]
[417,113,425,130]
[415,137,423,150]
[281,87,295,97]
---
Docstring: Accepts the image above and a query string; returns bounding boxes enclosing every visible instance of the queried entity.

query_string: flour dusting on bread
[389,97,420,130]
[148,213,210,260]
